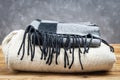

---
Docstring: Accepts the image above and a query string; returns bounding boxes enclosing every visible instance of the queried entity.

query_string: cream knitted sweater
[2,30,116,72]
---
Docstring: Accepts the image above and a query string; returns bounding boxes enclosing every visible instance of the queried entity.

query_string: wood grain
[0,44,120,80]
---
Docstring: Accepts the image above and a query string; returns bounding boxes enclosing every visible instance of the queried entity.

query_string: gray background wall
[0,0,120,44]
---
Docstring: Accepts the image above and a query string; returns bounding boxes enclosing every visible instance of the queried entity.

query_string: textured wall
[0,0,120,44]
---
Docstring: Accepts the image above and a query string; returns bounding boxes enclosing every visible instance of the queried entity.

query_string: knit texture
[2,30,116,72]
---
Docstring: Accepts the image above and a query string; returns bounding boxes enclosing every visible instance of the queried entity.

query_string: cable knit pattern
[2,30,116,72]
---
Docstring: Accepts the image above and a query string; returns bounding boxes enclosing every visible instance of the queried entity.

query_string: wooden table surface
[0,44,120,80]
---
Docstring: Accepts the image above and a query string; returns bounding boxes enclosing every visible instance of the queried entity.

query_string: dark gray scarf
[18,19,114,70]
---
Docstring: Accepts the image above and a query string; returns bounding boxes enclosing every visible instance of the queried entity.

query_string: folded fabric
[30,19,101,47]
[2,30,116,72]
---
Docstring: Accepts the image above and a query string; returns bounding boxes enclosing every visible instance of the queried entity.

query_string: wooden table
[0,44,120,80]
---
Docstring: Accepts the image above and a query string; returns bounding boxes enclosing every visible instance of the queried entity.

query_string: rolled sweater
[2,30,116,72]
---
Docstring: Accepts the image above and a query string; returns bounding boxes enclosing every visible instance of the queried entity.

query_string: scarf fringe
[17,25,114,70]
